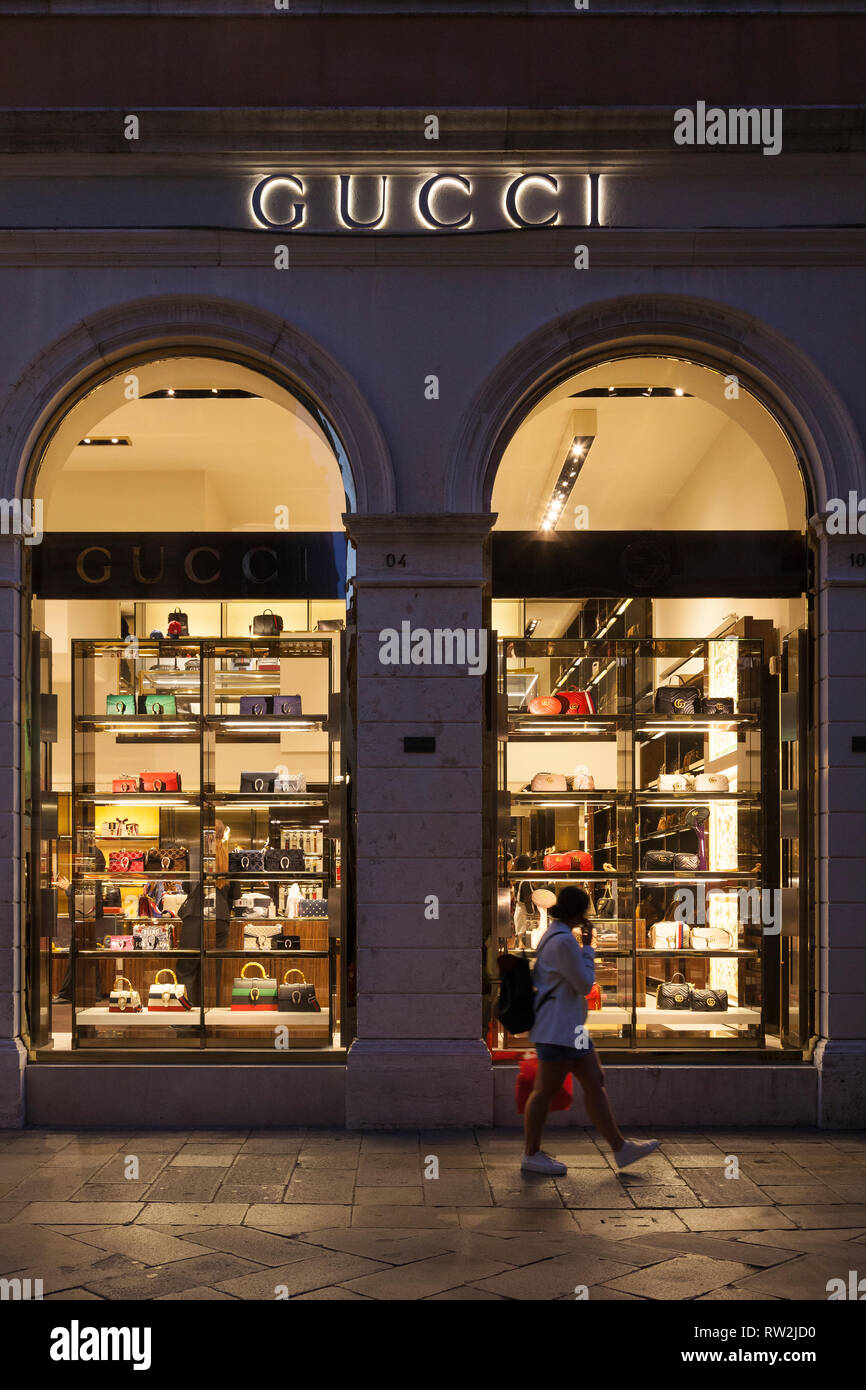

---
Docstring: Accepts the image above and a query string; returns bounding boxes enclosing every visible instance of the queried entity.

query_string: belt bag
[229,848,265,873]
[692,987,729,1011]
[560,689,596,715]
[655,678,702,716]
[109,850,145,872]
[543,851,592,872]
[243,923,283,951]
[530,772,568,792]
[264,847,305,872]
[649,922,691,949]
[232,960,278,1010]
[144,845,189,872]
[252,609,284,636]
[138,695,177,716]
[109,976,141,1012]
[273,695,302,716]
[658,773,696,793]
[239,696,271,716]
[691,926,734,951]
[112,776,140,793]
[298,898,328,918]
[673,853,700,872]
[656,972,692,1010]
[695,773,730,792]
[704,697,735,715]
[240,771,276,793]
[141,771,181,792]
[106,694,135,714]
[147,968,191,1011]
[644,851,675,870]
[278,969,321,1012]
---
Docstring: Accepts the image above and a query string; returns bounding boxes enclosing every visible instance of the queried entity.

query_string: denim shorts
[535,1040,594,1062]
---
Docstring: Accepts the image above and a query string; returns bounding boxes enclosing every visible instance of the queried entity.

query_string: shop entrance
[23,352,354,1062]
[487,354,814,1058]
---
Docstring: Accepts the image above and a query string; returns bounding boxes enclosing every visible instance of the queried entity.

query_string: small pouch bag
[529,772,568,793]
[273,695,302,717]
[147,968,191,1011]
[704,696,735,715]
[112,775,140,793]
[695,773,730,792]
[108,935,135,952]
[644,850,676,870]
[278,968,321,1012]
[229,848,266,873]
[232,960,278,1011]
[654,676,703,715]
[106,694,135,715]
[264,846,305,872]
[691,987,729,1012]
[235,892,274,918]
[240,771,276,793]
[239,696,272,716]
[109,975,141,1012]
[272,934,302,950]
[528,696,565,716]
[656,972,692,1010]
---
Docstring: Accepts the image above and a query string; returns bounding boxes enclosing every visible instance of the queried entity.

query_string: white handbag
[530,772,568,792]
[237,891,274,918]
[649,921,691,949]
[243,923,284,951]
[275,772,306,792]
[695,773,730,792]
[146,968,191,1012]
[691,926,734,950]
[658,773,696,793]
[573,765,596,791]
[109,976,142,1013]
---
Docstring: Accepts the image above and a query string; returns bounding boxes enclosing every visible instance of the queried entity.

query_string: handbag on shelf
[644,851,676,870]
[691,987,729,1012]
[140,771,182,792]
[240,771,276,793]
[135,924,172,951]
[595,884,616,919]
[298,897,328,918]
[167,609,189,637]
[691,926,734,951]
[112,775,140,793]
[229,848,266,873]
[315,618,344,631]
[529,772,568,793]
[271,934,302,950]
[109,976,141,1012]
[137,694,177,716]
[704,697,736,715]
[528,696,566,716]
[106,694,135,715]
[695,773,730,792]
[654,676,703,716]
[160,891,187,915]
[273,695,302,717]
[542,851,592,872]
[572,765,596,792]
[252,609,284,636]
[235,892,274,918]
[277,968,322,1012]
[656,972,693,1010]
[232,961,279,1011]
[264,847,306,873]
[144,845,189,872]
[243,923,284,952]
[239,696,272,716]
[107,935,135,952]
[673,852,700,872]
[108,850,146,873]
[274,772,306,792]
[559,689,597,715]
[147,968,191,1011]
[658,772,696,793]
[649,921,691,949]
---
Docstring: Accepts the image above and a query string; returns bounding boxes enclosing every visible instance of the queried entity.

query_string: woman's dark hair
[553,886,590,923]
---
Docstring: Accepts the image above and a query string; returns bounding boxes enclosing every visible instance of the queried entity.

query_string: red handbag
[112,776,140,793]
[559,689,596,715]
[543,851,593,872]
[528,696,565,716]
[516,1054,574,1113]
[108,850,145,873]
[586,983,602,1011]
[140,771,181,792]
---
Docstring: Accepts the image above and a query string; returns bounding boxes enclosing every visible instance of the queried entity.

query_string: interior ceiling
[492,355,804,532]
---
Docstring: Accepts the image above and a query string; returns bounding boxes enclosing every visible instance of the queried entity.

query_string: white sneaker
[521,1150,567,1176]
[614,1138,660,1170]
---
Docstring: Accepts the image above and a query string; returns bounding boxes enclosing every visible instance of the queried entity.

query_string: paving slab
[56,1226,215,1265]
[283,1169,356,1204]
[245,1204,352,1235]
[84,1251,263,1300]
[353,1186,424,1206]
[146,1170,225,1202]
[573,1210,689,1239]
[10,1202,144,1225]
[779,1204,866,1229]
[472,1252,637,1301]
[292,1286,375,1299]
[343,1251,512,1300]
[732,1252,859,1300]
[553,1173,635,1210]
[1,1251,147,1293]
[603,1252,755,1300]
[423,1173,494,1206]
[169,1154,236,1168]
[135,1203,248,1226]
[487,1176,568,1209]
[351,1206,460,1229]
[178,1225,325,1266]
[695,1287,782,1300]
[3,1176,88,1202]
[355,1159,425,1187]
[678,1170,774,1207]
[43,1288,106,1300]
[426,1285,508,1300]
[155,1286,238,1299]
[627,1183,703,1209]
[213,1185,286,1205]
[677,1206,795,1232]
[217,1251,389,1299]
[627,1232,798,1267]
[292,1226,459,1265]
[458,1208,581,1234]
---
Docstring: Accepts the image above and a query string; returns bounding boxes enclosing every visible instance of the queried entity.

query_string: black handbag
[654,676,703,716]
[704,696,735,715]
[144,844,189,872]
[673,852,700,872]
[240,771,277,793]
[168,608,189,636]
[272,935,302,950]
[229,848,265,873]
[691,987,729,1012]
[252,609,284,636]
[656,972,692,1010]
[278,968,321,1011]
[264,846,305,872]
[644,851,676,869]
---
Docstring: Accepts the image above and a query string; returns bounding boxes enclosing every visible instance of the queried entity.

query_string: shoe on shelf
[614,1138,660,1170]
[521,1150,567,1176]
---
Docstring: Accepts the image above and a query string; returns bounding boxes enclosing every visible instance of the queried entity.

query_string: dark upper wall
[0,14,864,107]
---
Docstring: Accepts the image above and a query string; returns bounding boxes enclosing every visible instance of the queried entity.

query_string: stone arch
[448,293,865,517]
[3,293,395,513]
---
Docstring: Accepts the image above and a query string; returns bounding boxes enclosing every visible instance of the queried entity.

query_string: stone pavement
[1,1127,866,1300]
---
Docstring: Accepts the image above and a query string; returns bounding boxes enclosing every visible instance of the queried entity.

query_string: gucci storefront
[0,8,864,1130]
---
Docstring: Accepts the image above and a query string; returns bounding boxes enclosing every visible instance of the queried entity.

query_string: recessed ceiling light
[211,387,219,394]
[78,436,131,447]
[608,386,616,394]
[167,388,175,397]
[111,437,119,444]
[675,388,684,396]
[83,437,91,444]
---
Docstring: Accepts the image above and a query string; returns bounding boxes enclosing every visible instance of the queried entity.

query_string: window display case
[62,636,342,1052]
[494,636,769,1051]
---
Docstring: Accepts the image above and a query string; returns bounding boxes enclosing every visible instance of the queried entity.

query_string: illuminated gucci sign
[250,172,588,233]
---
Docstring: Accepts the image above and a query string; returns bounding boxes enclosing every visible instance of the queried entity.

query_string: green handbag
[138,694,177,716]
[231,961,278,1011]
[106,694,135,715]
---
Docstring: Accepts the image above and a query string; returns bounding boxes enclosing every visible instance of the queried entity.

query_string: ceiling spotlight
[524,618,539,637]
[607,386,616,395]
[643,387,653,397]
[539,433,595,534]
[211,387,219,394]
[83,437,91,444]
[675,388,684,396]
[111,437,119,444]
[167,388,175,397]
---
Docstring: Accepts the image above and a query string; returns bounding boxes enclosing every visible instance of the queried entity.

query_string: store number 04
[386,553,407,568]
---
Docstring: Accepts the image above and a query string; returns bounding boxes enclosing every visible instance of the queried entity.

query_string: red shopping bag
[515,1053,574,1114]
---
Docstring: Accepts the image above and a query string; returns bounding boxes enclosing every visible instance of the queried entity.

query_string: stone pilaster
[0,535,25,1127]
[344,515,494,1127]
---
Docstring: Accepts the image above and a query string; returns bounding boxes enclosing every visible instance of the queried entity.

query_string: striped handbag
[146,968,191,1012]
[231,960,278,1011]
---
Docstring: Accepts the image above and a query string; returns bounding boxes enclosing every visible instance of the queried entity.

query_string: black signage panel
[491,531,809,599]
[32,533,347,600]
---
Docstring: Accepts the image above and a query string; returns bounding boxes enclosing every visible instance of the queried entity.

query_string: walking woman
[522,885,659,1175]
